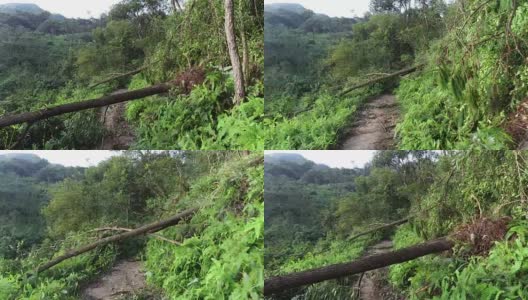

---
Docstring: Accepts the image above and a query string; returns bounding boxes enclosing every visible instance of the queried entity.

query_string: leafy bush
[127,71,264,150]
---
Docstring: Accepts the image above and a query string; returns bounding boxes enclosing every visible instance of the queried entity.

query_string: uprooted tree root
[450,217,512,256]
[504,98,528,147]
[172,67,206,94]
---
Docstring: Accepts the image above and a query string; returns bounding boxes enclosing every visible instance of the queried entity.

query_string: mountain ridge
[0,3,46,15]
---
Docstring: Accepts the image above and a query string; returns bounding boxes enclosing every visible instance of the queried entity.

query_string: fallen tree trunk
[88,65,150,89]
[264,237,453,295]
[347,218,409,242]
[36,208,197,273]
[338,64,425,97]
[92,227,181,245]
[0,80,187,129]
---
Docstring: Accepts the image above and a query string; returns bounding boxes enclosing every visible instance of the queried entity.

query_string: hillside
[0,3,44,14]
[0,151,264,298]
[264,3,361,139]
[264,3,357,32]
[264,0,528,150]
[265,151,528,299]
[0,0,264,150]
[0,3,100,34]
[0,154,83,260]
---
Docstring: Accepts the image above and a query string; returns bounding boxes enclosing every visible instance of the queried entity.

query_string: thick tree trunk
[241,29,250,85]
[0,79,195,129]
[264,238,454,295]
[36,208,197,273]
[347,218,409,242]
[224,0,245,105]
[338,64,424,97]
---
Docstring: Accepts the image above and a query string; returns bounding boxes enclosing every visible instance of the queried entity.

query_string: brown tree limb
[88,65,150,89]
[0,80,191,129]
[347,218,409,242]
[91,227,182,245]
[36,208,197,273]
[264,238,454,295]
[338,65,425,97]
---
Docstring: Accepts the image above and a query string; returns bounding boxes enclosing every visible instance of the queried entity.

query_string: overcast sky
[1,150,121,167]
[266,150,376,168]
[0,0,122,18]
[264,0,371,17]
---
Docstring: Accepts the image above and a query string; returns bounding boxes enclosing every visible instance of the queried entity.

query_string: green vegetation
[265,151,528,299]
[0,151,263,299]
[263,1,446,149]
[0,0,264,150]
[265,0,528,150]
[396,0,528,149]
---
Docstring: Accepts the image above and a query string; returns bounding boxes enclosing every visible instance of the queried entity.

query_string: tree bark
[347,218,409,242]
[171,0,182,11]
[264,238,454,295]
[0,80,193,129]
[88,65,150,88]
[36,208,197,273]
[224,0,245,105]
[92,227,181,245]
[338,64,424,97]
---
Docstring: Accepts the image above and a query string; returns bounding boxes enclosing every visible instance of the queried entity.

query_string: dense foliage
[388,151,528,298]
[0,154,82,259]
[396,0,528,149]
[0,0,264,150]
[263,1,447,149]
[265,151,437,298]
[265,0,528,150]
[265,150,528,299]
[0,151,264,299]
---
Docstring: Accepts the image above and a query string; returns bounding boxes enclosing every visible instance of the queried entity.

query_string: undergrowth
[389,221,528,299]
[145,153,264,299]
[0,232,117,299]
[264,86,382,149]
[126,72,264,150]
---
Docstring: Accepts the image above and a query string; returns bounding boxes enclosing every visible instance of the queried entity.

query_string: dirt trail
[340,94,399,150]
[358,240,402,300]
[99,89,135,150]
[81,260,147,300]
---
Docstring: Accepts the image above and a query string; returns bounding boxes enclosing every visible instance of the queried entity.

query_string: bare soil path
[340,94,399,150]
[358,240,403,300]
[99,89,135,150]
[81,260,147,300]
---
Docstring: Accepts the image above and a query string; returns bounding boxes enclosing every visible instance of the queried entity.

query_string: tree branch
[347,218,409,242]
[88,65,150,89]
[36,208,197,273]
[91,227,182,245]
[339,65,425,97]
